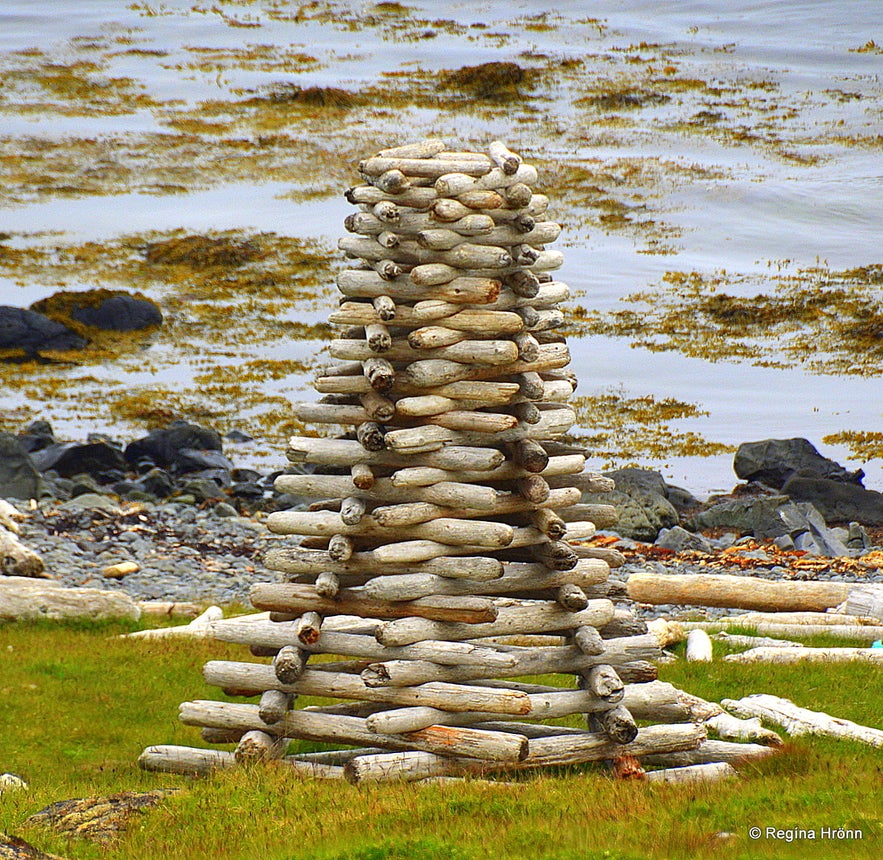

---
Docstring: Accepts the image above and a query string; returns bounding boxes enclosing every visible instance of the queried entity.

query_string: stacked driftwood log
[140,141,767,783]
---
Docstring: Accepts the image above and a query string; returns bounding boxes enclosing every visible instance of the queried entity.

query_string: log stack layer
[140,141,755,782]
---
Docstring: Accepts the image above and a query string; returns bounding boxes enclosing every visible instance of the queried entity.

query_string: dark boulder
[124,421,224,472]
[17,419,55,453]
[174,448,234,473]
[30,441,127,482]
[583,468,679,542]
[782,476,883,526]
[734,438,863,489]
[70,294,162,331]
[0,306,86,356]
[0,432,42,499]
[140,468,175,499]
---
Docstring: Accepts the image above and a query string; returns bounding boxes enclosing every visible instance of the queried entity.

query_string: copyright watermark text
[748,826,863,842]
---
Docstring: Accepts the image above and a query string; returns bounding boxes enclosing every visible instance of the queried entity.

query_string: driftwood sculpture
[140,140,769,783]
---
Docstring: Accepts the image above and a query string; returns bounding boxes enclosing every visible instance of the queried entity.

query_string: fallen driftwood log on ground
[684,620,883,643]
[627,573,849,612]
[0,523,45,578]
[644,762,737,784]
[723,646,883,665]
[121,606,225,639]
[723,694,883,747]
[0,576,140,621]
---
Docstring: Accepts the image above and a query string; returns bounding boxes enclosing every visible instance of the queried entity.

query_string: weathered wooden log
[640,740,778,767]
[844,584,883,620]
[327,534,354,562]
[0,528,44,577]
[582,665,624,699]
[573,625,605,656]
[723,646,883,665]
[362,558,608,602]
[704,713,783,746]
[556,583,589,611]
[686,630,713,663]
[258,689,294,725]
[597,705,639,744]
[264,546,503,580]
[645,762,737,784]
[139,745,237,775]
[0,576,141,621]
[272,645,307,684]
[201,664,532,715]
[375,599,614,647]
[193,700,528,763]
[361,156,492,178]
[251,584,498,624]
[713,632,804,649]
[343,723,705,782]
[627,573,849,612]
[722,694,883,747]
[378,139,447,159]
[266,510,515,549]
[488,140,521,174]
[331,338,519,366]
[235,730,288,763]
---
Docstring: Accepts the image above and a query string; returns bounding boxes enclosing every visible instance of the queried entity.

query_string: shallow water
[1,0,880,495]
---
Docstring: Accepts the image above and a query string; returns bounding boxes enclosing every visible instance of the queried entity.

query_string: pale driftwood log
[388,454,586,487]
[274,474,498,512]
[182,701,527,762]
[641,739,778,767]
[683,611,880,626]
[287,439,503,472]
[596,704,638,744]
[682,620,883,643]
[122,605,224,639]
[0,500,24,533]
[361,558,609,602]
[573,625,605,656]
[0,576,141,621]
[267,511,514,550]
[139,745,238,775]
[0,528,45,577]
[703,713,783,746]
[627,573,849,612]
[251,584,498,624]
[331,337,519,366]
[314,572,340,599]
[272,645,308,684]
[264,546,503,580]
[343,723,705,783]
[359,390,394,422]
[346,183,438,209]
[844,584,883,620]
[713,632,805,649]
[235,730,288,763]
[645,762,737,784]
[582,665,623,699]
[361,156,492,178]
[338,271,499,303]
[204,662,532,715]
[370,488,581,531]
[723,646,883,665]
[331,301,524,333]
[722,694,883,747]
[685,630,713,663]
[375,599,614,647]
[259,689,294,724]
[294,611,321,645]
[377,139,446,159]
[212,619,518,669]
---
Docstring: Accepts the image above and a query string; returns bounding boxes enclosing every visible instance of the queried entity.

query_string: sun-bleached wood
[626,573,849,612]
[722,694,883,747]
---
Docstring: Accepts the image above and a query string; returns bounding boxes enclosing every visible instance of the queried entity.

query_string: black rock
[140,468,175,499]
[232,468,262,483]
[0,432,42,499]
[30,440,127,482]
[124,420,224,470]
[70,294,162,331]
[782,476,883,526]
[179,477,225,503]
[174,448,234,473]
[225,429,253,443]
[605,467,668,497]
[734,438,863,489]
[584,468,679,542]
[655,526,714,554]
[230,481,265,499]
[189,468,232,487]
[0,306,87,355]
[17,419,55,453]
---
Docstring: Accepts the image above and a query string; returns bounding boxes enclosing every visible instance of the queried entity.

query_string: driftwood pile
[139,141,771,784]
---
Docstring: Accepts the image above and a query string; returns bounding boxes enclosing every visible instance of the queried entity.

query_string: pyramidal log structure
[140,141,765,783]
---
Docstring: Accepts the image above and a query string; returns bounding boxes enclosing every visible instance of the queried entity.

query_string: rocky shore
[2,420,882,615]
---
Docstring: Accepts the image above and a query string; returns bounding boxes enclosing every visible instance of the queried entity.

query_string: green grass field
[1,618,879,860]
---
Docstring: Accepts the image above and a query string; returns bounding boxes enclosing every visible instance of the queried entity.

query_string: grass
[0,619,880,859]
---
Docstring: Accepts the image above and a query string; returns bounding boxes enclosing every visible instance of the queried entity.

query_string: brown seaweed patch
[569,390,732,465]
[577,264,883,376]
[822,430,883,461]
[439,61,538,101]
[144,235,261,268]
[264,84,358,109]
